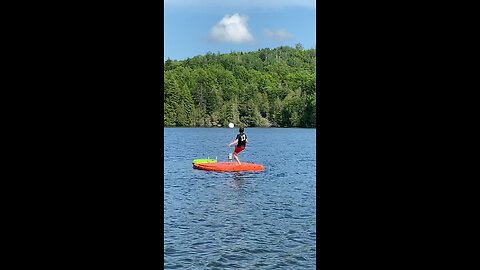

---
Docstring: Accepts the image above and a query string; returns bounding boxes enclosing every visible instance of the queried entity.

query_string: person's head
[239,127,244,133]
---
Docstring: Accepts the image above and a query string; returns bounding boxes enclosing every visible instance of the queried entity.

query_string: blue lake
[164,127,316,269]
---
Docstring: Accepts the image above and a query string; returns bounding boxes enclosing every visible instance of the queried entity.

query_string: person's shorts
[234,146,245,154]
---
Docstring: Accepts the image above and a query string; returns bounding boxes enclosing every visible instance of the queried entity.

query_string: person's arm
[227,139,238,147]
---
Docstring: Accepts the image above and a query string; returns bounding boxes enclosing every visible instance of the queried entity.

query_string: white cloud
[210,14,255,44]
[263,28,293,40]
[165,0,315,9]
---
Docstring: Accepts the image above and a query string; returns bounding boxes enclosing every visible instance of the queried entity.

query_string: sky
[164,0,316,61]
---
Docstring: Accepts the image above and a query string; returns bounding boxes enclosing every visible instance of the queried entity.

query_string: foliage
[164,45,316,127]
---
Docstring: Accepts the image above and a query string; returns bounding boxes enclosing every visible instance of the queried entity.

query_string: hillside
[164,44,316,127]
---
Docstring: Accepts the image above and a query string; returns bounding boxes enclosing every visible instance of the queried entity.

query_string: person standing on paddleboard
[227,127,247,165]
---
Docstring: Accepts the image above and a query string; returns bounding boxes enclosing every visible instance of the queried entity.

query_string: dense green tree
[164,45,316,127]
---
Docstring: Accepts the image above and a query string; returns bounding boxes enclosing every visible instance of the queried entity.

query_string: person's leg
[233,152,241,164]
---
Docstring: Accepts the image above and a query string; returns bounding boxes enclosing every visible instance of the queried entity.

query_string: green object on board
[192,158,217,165]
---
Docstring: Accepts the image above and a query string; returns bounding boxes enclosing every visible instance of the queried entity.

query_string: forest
[164,44,316,128]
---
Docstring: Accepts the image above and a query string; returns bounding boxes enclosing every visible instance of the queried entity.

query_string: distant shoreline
[163,126,316,129]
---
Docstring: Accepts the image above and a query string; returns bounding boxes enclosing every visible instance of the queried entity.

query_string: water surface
[164,128,316,269]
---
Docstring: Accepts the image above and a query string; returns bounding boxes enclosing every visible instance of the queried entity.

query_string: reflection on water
[230,172,246,189]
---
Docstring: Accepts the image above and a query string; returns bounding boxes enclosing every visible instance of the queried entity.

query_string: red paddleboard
[193,162,264,172]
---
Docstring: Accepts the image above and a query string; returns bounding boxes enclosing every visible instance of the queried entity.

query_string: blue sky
[164,0,316,61]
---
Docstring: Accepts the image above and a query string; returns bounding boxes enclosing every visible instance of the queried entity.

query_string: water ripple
[165,128,316,269]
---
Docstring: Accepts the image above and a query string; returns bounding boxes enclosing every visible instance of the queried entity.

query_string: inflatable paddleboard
[192,158,217,165]
[193,162,263,172]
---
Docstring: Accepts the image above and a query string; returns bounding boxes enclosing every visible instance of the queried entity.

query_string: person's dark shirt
[236,132,247,147]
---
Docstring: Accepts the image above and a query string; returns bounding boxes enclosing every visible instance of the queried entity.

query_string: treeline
[164,44,316,127]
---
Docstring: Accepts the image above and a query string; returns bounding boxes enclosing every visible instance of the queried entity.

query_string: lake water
[164,128,316,269]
